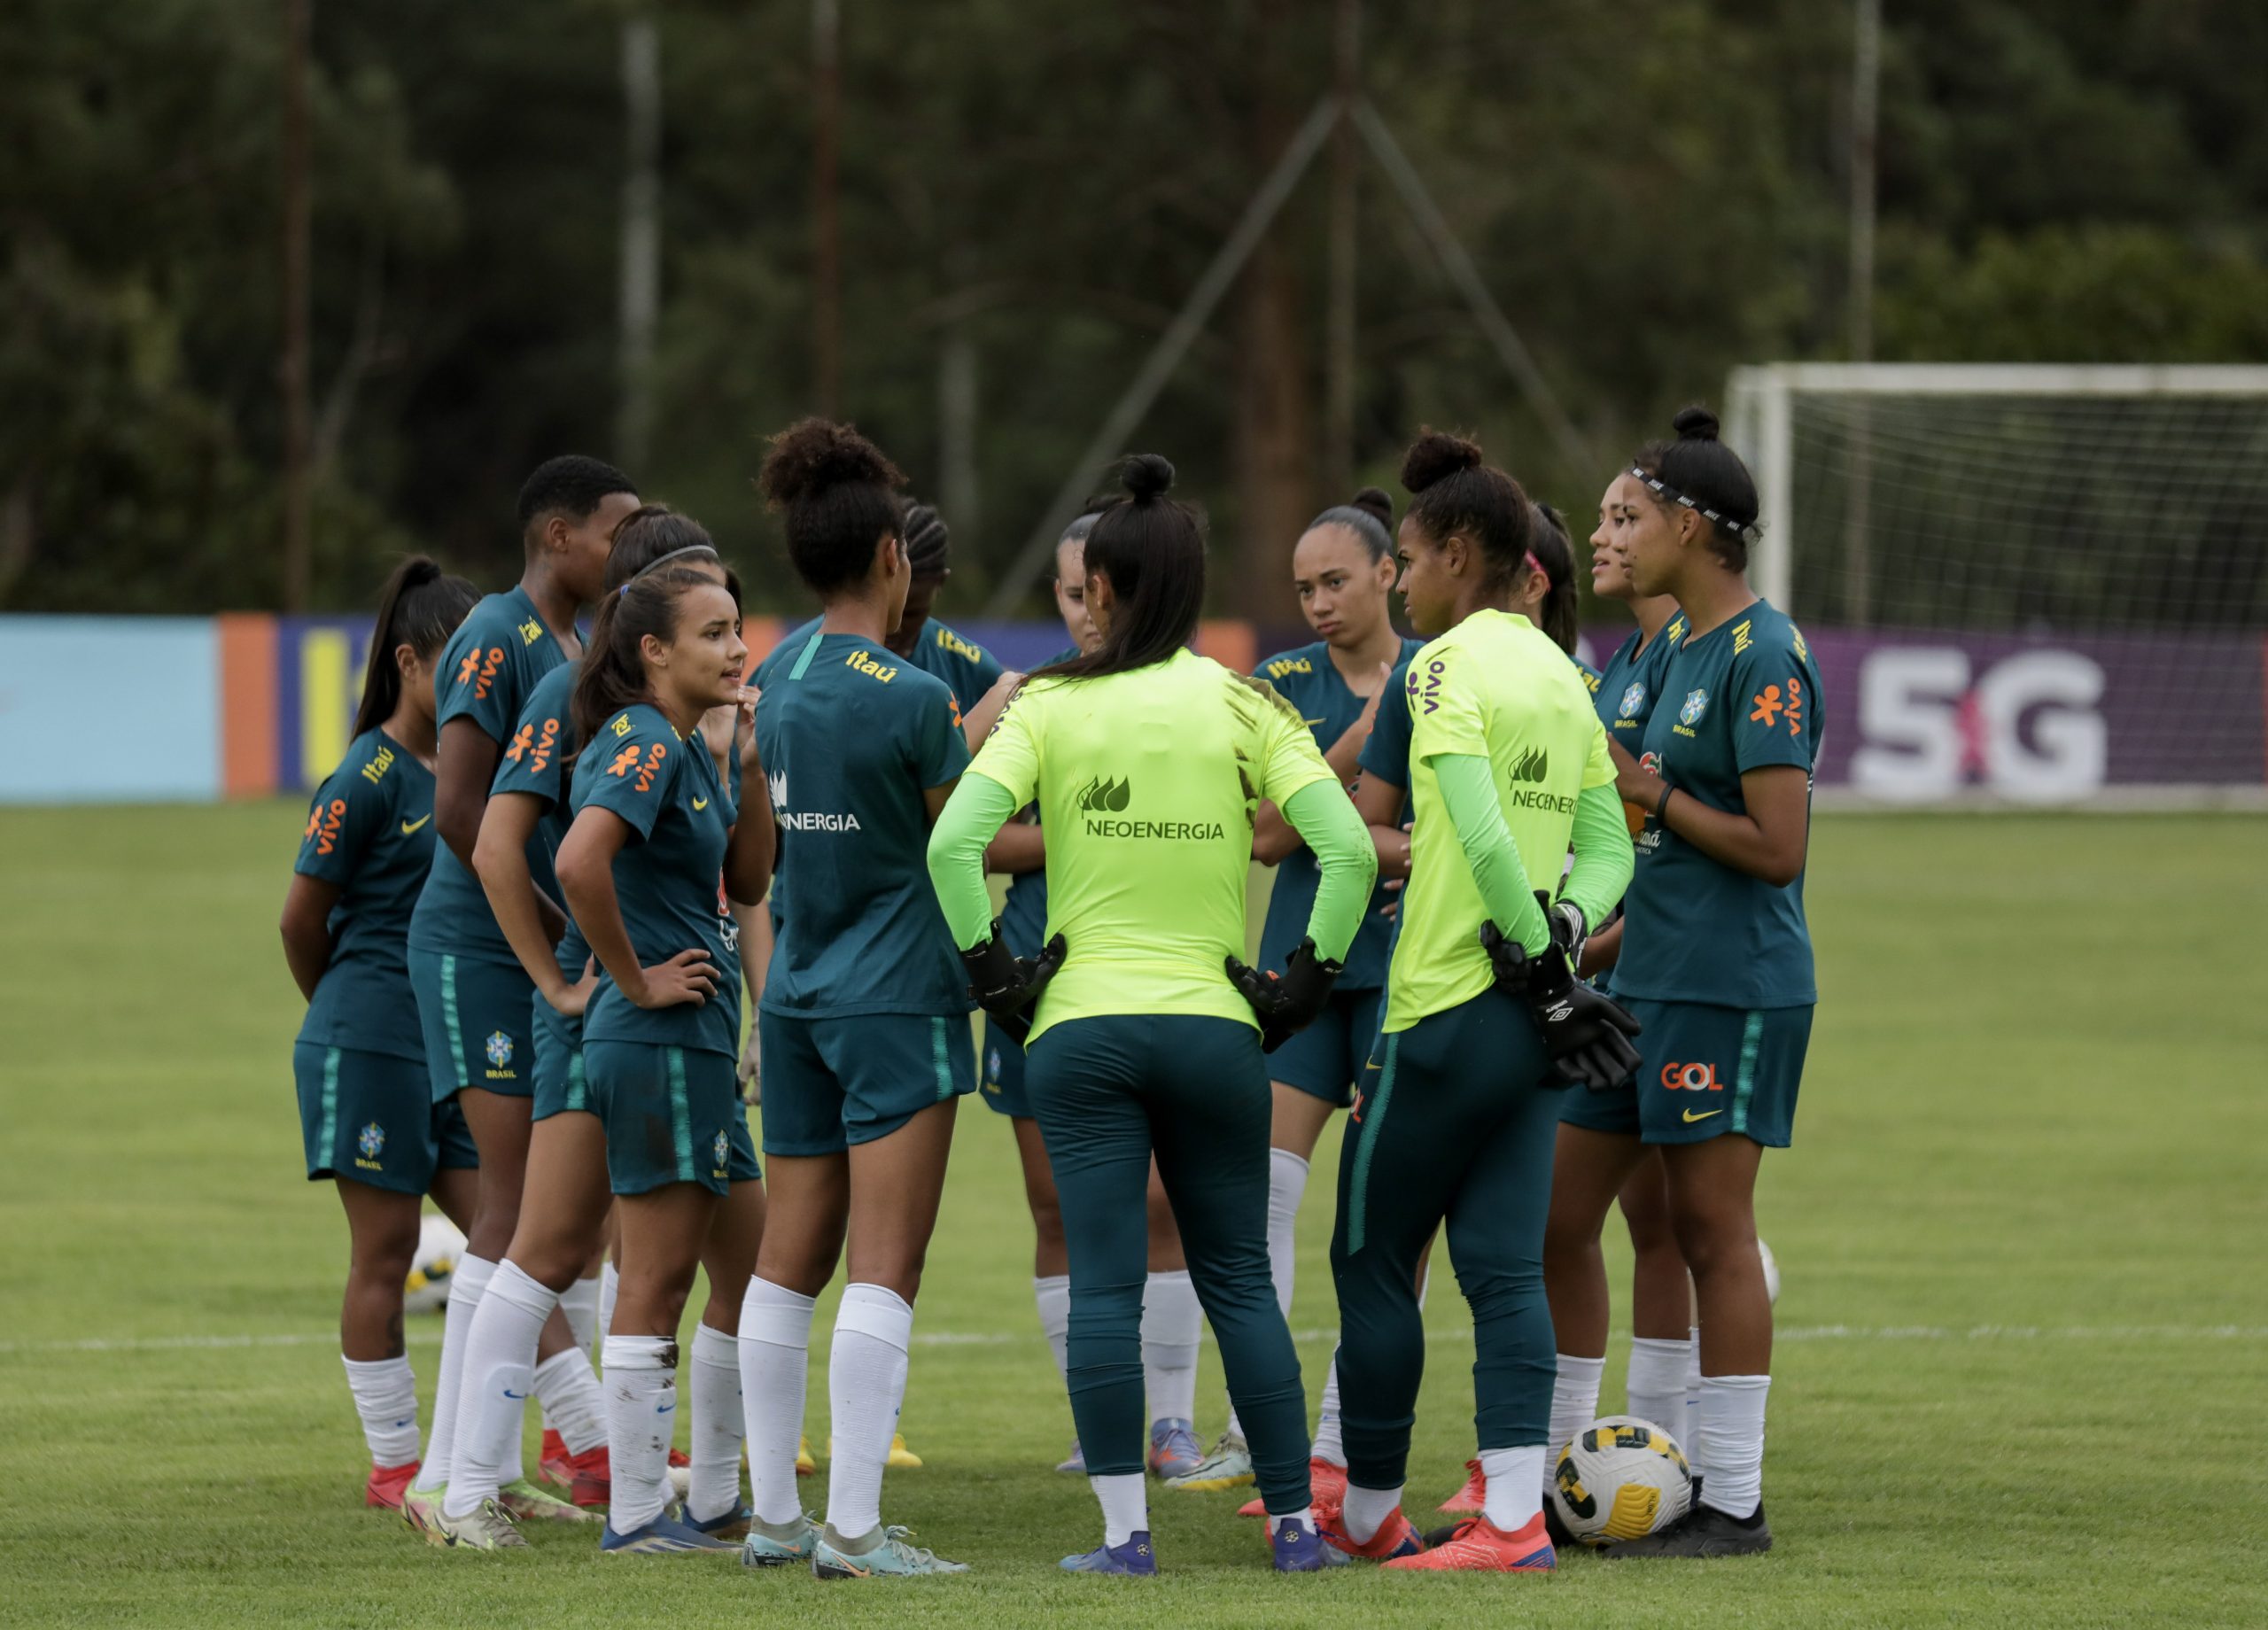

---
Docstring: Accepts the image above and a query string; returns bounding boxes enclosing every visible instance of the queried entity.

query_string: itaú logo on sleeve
[770,770,862,832]
[1076,774,1224,841]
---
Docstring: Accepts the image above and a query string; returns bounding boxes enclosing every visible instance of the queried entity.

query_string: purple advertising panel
[1792,629,2265,801]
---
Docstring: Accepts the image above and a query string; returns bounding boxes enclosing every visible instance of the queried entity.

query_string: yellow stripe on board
[300,630,352,784]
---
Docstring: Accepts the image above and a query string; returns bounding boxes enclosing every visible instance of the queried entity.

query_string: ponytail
[1525,502,1581,656]
[353,556,479,737]
[1035,454,1206,683]
[569,567,722,749]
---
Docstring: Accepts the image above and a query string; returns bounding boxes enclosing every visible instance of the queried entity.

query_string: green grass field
[2,803,2264,1626]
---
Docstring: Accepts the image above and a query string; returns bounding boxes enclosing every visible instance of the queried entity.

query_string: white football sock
[341,1354,420,1468]
[559,1274,600,1355]
[1685,1323,1705,1463]
[1270,1509,1317,1534]
[411,1253,493,1494]
[601,1333,676,1534]
[687,1323,745,1524]
[1480,1446,1546,1531]
[445,1259,553,1517]
[739,1277,815,1525]
[1310,1349,1347,1466]
[532,1347,606,1455]
[1547,1353,1605,1488]
[1091,1471,1147,1547]
[1626,1335,1693,1440]
[826,1284,913,1541]
[1341,1481,1402,1545]
[1034,1274,1071,1380]
[597,1261,619,1349]
[1141,1269,1201,1427]
[1695,1373,1770,1519]
[1265,1147,1308,1312]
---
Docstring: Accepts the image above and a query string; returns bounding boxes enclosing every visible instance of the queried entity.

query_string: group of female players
[284,402,1821,1577]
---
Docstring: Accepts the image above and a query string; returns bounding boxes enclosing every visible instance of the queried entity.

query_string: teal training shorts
[1557,998,1813,1148]
[408,949,536,1103]
[295,1041,478,1195]
[1266,984,1385,1108]
[757,1009,975,1157]
[531,990,593,1122]
[583,1040,758,1196]
[980,1016,1031,1119]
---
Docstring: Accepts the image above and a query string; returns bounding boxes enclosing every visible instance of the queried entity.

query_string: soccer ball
[1550,1415,1693,1547]
[1759,1237,1780,1305]
[404,1214,467,1316]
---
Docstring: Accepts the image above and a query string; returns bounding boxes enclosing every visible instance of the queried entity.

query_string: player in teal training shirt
[555,556,774,1556]
[1555,408,1821,1561]
[424,512,763,1546]
[736,420,978,1579]
[400,457,639,1520]
[1540,469,1701,1487]
[278,558,478,1512]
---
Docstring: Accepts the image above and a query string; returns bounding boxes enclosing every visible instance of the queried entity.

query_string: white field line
[2,1323,2263,1358]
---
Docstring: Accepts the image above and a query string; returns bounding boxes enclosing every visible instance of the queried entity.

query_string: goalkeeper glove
[1537,890,1588,970]
[1224,937,1341,1054]
[959,920,1068,1044]
[1478,920,1642,1091]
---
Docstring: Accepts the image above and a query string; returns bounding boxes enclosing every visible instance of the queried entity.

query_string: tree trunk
[1231,0,1314,625]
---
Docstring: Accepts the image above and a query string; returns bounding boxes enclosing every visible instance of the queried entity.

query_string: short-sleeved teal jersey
[1592,612,1689,745]
[1615,600,1822,1009]
[489,662,585,983]
[409,586,569,965]
[295,728,436,1062]
[1355,647,1419,793]
[774,614,1004,716]
[571,703,741,1057]
[1252,638,1423,990]
[995,646,1080,959]
[756,631,973,1018]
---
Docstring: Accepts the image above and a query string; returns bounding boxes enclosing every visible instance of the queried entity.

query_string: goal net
[1724,365,2268,808]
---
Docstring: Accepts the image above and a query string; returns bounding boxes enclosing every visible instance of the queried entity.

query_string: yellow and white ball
[1550,1415,1693,1546]
[403,1214,467,1316]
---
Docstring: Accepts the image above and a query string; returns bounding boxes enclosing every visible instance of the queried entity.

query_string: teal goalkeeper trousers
[1026,1014,1313,1516]
[1330,986,1561,1492]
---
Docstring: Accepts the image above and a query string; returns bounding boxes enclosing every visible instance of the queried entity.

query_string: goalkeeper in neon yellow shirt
[928,454,1376,1577]
[1321,431,1639,1573]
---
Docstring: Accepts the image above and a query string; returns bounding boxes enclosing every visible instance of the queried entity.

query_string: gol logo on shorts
[1659,1061,1721,1092]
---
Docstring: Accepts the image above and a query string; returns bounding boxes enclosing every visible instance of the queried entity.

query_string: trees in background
[4,0,2263,617]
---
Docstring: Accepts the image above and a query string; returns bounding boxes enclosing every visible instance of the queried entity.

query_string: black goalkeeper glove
[1479,920,1642,1091]
[1224,936,1341,1054]
[959,920,1068,1045]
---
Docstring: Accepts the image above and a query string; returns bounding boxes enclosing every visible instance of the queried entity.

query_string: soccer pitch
[0,803,2262,1626]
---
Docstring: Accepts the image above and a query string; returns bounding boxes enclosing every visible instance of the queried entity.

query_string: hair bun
[1672,406,1721,442]
[1350,485,1394,529]
[759,417,905,508]
[1120,453,1175,501]
[1400,430,1483,494]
